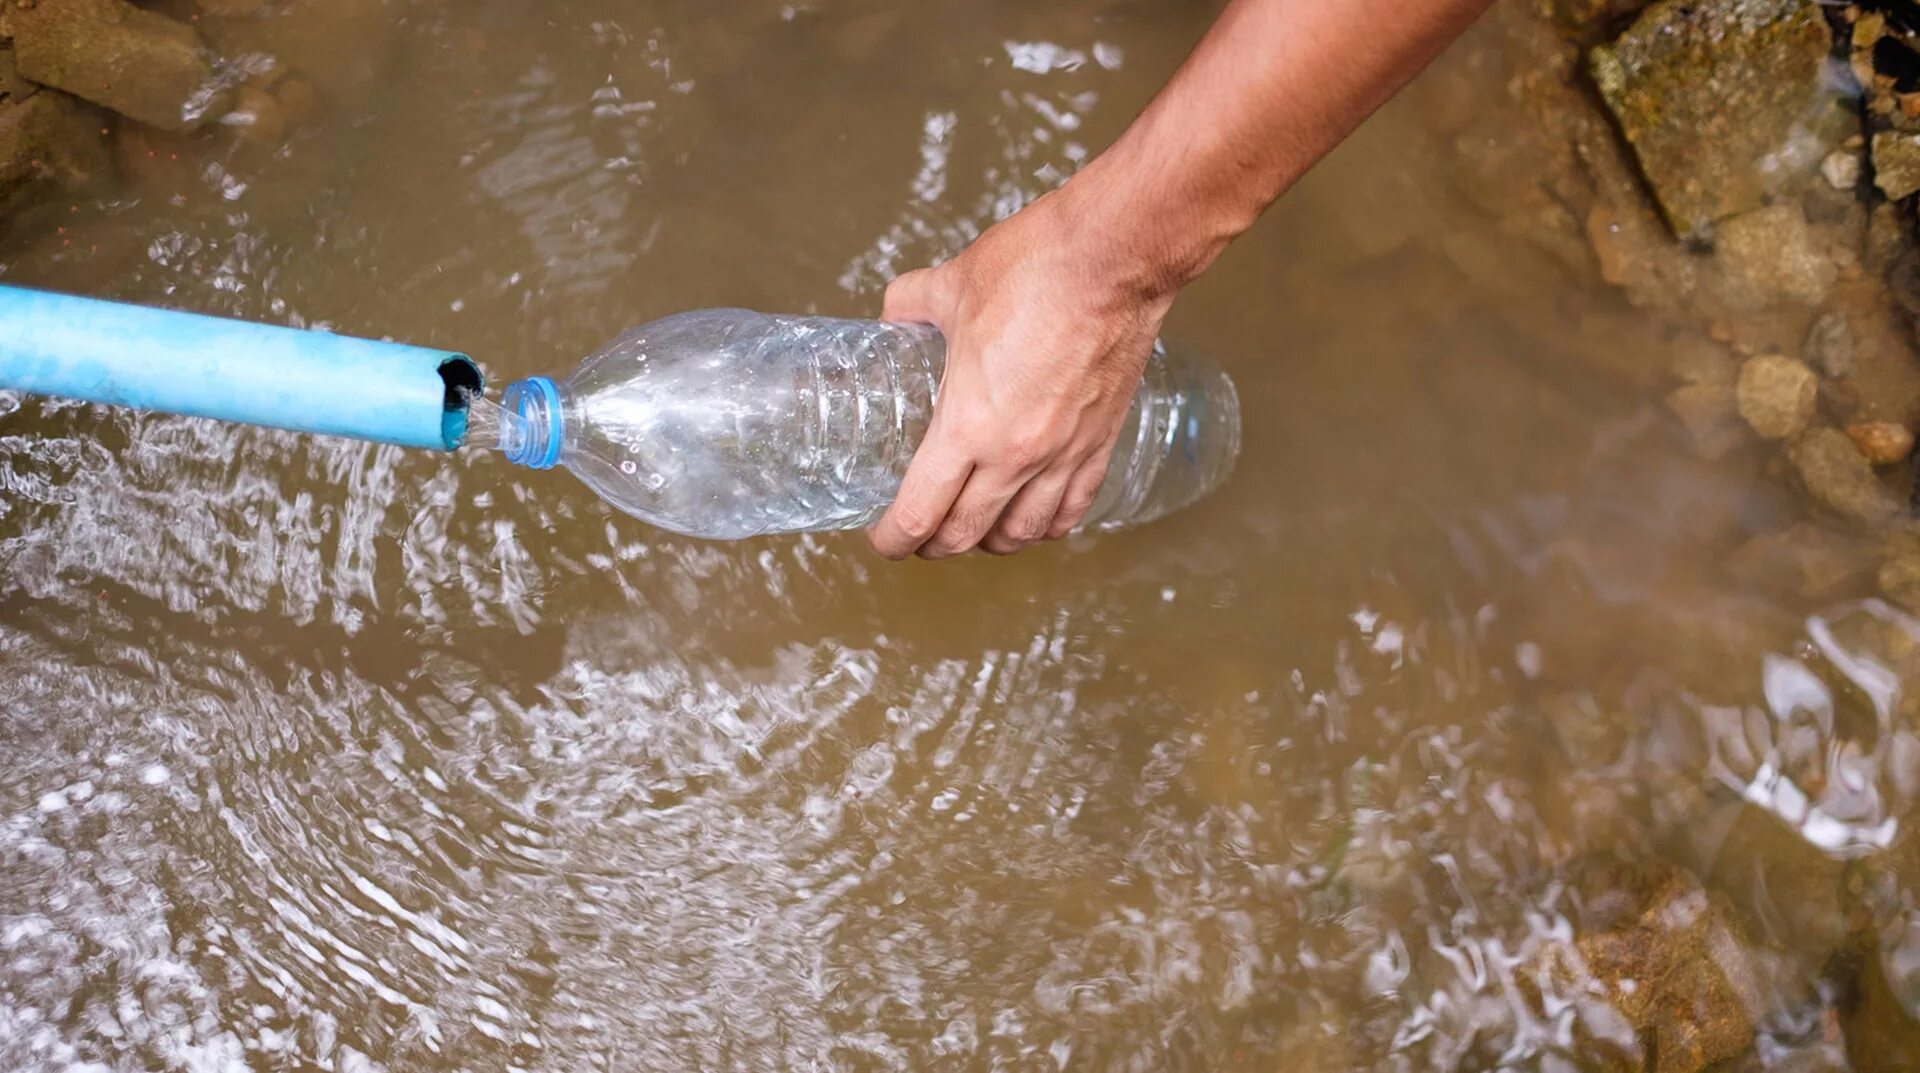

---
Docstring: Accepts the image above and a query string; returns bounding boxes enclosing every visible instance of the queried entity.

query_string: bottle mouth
[502,376,564,469]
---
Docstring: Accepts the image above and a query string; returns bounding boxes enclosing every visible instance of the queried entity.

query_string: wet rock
[1848,421,1917,465]
[1726,521,1877,600]
[0,88,111,205]
[1869,204,1910,275]
[1790,427,1904,525]
[1717,205,1839,310]
[1590,0,1842,238]
[1679,796,1867,967]
[1824,149,1864,192]
[1876,131,1920,200]
[0,47,35,106]
[1738,354,1820,440]
[1807,311,1856,379]
[1555,859,1764,1073]
[9,0,224,131]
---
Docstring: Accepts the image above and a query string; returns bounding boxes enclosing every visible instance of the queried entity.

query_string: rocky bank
[0,0,367,216]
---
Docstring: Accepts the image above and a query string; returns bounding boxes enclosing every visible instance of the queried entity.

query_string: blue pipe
[0,284,482,450]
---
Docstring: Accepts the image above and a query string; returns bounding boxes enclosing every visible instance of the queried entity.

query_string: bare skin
[870,0,1496,560]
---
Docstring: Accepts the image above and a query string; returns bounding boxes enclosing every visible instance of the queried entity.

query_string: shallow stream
[2,2,1915,1070]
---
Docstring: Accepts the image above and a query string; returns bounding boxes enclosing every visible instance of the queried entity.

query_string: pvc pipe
[0,284,482,451]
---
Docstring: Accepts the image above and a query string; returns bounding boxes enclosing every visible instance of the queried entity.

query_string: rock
[197,0,267,13]
[1717,205,1839,309]
[1676,796,1868,966]
[1876,132,1920,201]
[1590,0,1843,238]
[1870,204,1911,274]
[1790,428,1904,525]
[1806,312,1856,379]
[1738,354,1820,440]
[1726,522,1877,599]
[0,88,111,205]
[10,0,224,131]
[1848,421,1917,465]
[0,47,37,106]
[1553,859,1765,1073]
[1823,149,1863,191]
[1669,380,1748,460]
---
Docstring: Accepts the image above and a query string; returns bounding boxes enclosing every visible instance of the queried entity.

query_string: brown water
[2,2,1917,1070]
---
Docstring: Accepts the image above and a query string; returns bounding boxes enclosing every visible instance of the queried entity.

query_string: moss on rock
[10,0,226,131]
[1591,0,1840,238]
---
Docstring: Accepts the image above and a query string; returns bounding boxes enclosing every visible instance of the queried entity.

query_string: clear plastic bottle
[470,309,1239,540]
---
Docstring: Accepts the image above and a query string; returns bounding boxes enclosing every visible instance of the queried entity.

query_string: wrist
[1047,134,1251,307]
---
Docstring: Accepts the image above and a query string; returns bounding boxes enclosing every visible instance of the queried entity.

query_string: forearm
[1055,0,1494,301]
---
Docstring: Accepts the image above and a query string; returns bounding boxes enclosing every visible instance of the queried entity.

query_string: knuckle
[892,506,940,540]
[1001,511,1050,543]
[1002,432,1050,471]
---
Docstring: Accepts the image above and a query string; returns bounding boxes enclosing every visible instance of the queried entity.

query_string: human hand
[868,191,1173,559]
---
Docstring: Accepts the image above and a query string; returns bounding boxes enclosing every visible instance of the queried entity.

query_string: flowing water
[2,2,1916,1070]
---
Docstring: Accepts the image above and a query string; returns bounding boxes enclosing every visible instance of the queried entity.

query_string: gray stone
[1805,311,1855,379]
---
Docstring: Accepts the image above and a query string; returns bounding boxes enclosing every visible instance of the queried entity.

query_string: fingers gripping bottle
[474,309,1239,540]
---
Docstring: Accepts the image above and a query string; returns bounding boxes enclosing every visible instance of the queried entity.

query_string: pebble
[1823,149,1863,190]
[1846,421,1916,465]
[1737,354,1819,440]
[1716,203,1839,309]
[1789,427,1903,524]
[1805,311,1855,379]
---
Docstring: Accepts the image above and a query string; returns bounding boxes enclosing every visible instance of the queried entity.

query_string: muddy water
[1,2,1916,1071]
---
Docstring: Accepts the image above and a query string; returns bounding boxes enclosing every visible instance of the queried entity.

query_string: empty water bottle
[469,309,1239,539]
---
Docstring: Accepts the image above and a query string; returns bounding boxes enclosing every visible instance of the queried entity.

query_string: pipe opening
[437,356,485,449]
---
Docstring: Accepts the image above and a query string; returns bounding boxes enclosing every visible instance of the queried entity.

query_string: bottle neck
[500,376,565,469]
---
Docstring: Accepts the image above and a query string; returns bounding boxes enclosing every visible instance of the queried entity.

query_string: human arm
[868,0,1494,559]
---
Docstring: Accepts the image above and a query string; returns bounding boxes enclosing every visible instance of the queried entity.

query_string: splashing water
[461,387,534,459]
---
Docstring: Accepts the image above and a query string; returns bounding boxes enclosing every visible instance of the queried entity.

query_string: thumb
[881,266,949,326]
